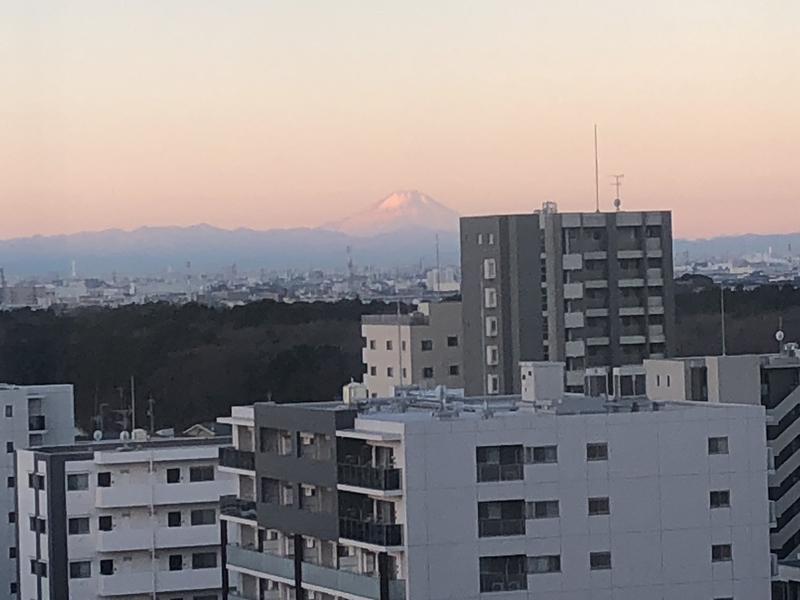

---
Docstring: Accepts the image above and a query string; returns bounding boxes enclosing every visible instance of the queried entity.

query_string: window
[421,339,433,351]
[477,233,484,245]
[708,436,729,455]
[422,367,434,379]
[168,511,182,527]
[590,551,612,570]
[69,561,91,579]
[29,516,46,534]
[485,287,497,308]
[527,500,559,519]
[68,517,90,535]
[447,335,459,347]
[8,583,15,594]
[401,340,407,351]
[483,258,497,280]
[98,515,113,531]
[166,468,181,483]
[4,405,11,417]
[386,367,394,377]
[192,552,217,569]
[449,365,460,376]
[97,472,111,487]
[487,374,499,395]
[369,340,376,350]
[485,316,498,337]
[586,442,609,462]
[488,233,495,245]
[169,554,183,571]
[7,476,14,489]
[8,512,15,524]
[588,497,610,516]
[486,345,499,366]
[526,445,557,464]
[28,473,45,490]
[191,509,216,526]
[369,366,377,376]
[710,490,731,509]
[67,474,89,491]
[30,560,47,578]
[9,547,16,559]
[385,340,393,351]
[476,445,524,482]
[712,544,732,562]
[528,555,561,574]
[478,500,525,537]
[5,442,12,453]
[479,555,526,592]
[100,559,114,576]
[189,466,215,482]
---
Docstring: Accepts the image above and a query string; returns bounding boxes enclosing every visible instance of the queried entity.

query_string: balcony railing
[219,447,255,471]
[221,495,257,521]
[478,518,526,537]
[338,464,402,491]
[339,517,403,547]
[476,463,524,483]
[28,415,46,431]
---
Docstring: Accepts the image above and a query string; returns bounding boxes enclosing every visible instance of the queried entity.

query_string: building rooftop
[29,435,231,456]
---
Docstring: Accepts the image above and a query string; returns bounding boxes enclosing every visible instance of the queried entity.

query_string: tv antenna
[611,174,624,211]
[593,124,600,213]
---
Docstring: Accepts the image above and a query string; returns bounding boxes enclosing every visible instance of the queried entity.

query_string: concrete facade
[362,301,463,397]
[15,436,234,600]
[0,384,74,599]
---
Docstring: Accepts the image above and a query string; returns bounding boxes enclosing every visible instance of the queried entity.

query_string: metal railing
[338,463,402,491]
[219,447,255,471]
[478,518,526,537]
[220,495,257,521]
[339,517,403,546]
[476,463,524,483]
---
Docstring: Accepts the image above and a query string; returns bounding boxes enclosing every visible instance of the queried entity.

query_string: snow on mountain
[327,190,460,236]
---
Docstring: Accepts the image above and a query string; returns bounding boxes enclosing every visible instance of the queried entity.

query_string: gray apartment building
[461,206,675,394]
[361,301,463,397]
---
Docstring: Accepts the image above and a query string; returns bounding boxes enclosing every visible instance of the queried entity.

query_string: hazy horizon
[3,1,798,240]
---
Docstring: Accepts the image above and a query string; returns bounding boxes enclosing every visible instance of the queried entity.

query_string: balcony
[476,463,524,483]
[478,519,525,537]
[97,567,220,596]
[339,517,403,547]
[226,544,295,580]
[96,480,223,508]
[302,561,406,600]
[221,495,257,522]
[338,464,402,491]
[28,415,46,431]
[219,447,255,472]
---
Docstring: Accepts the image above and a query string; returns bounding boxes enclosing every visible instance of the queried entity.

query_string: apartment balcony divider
[338,463,402,491]
[339,517,403,547]
[219,447,256,471]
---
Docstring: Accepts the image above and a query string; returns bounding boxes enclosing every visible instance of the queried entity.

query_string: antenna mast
[594,124,600,213]
[434,233,441,294]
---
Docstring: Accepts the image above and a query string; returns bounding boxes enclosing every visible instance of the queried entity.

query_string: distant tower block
[71,259,77,278]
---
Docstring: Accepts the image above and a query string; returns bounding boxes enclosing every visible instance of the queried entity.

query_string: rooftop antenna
[611,174,624,211]
[776,317,785,354]
[434,233,441,294]
[594,124,600,213]
[720,284,727,356]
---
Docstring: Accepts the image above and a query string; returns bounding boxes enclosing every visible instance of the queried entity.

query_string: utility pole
[594,124,600,213]
[720,284,727,356]
[130,376,136,431]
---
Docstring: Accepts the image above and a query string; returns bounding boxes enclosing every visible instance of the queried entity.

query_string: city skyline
[3,1,798,240]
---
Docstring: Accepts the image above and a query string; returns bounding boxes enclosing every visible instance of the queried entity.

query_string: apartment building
[361,301,463,397]
[0,384,74,598]
[646,344,800,561]
[460,206,675,394]
[15,435,235,600]
[219,366,771,600]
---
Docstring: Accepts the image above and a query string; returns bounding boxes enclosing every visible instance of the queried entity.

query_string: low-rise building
[15,435,235,600]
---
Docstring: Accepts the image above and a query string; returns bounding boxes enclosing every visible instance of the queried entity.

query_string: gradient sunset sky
[2,1,798,240]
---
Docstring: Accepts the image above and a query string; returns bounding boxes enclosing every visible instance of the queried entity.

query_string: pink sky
[1,1,798,240]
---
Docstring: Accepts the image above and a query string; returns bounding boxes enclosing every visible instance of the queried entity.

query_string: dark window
[528,500,559,519]
[478,500,525,537]
[69,561,91,579]
[68,517,90,535]
[369,366,377,376]
[98,515,113,531]
[30,560,47,577]
[9,547,16,559]
[586,442,609,462]
[588,497,610,516]
[5,442,12,453]
[100,559,114,575]
[168,511,182,527]
[189,466,215,482]
[191,509,216,526]
[447,336,459,347]
[476,445,524,482]
[29,517,46,534]
[590,551,612,570]
[28,473,45,490]
[709,437,729,455]
[67,474,89,491]
[9,583,16,594]
[712,544,732,562]
[7,476,14,488]
[449,365,460,376]
[526,445,557,464]
[191,552,217,569]
[421,340,433,351]
[479,555,527,592]
[97,472,111,487]
[527,555,561,574]
[169,555,183,571]
[422,367,434,378]
[710,490,731,509]
[4,405,11,417]
[8,512,15,524]
[166,468,181,484]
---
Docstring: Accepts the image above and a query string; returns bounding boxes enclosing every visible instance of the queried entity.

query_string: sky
[1,1,798,240]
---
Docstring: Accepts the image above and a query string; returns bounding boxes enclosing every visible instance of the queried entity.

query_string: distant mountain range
[0,190,795,277]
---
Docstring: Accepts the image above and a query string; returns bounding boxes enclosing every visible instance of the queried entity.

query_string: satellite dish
[119,431,131,441]
[613,198,622,211]
[92,430,103,442]
[776,330,785,342]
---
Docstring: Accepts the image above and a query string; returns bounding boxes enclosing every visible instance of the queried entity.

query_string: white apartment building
[15,435,235,600]
[219,366,772,600]
[0,384,74,598]
[362,301,463,397]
